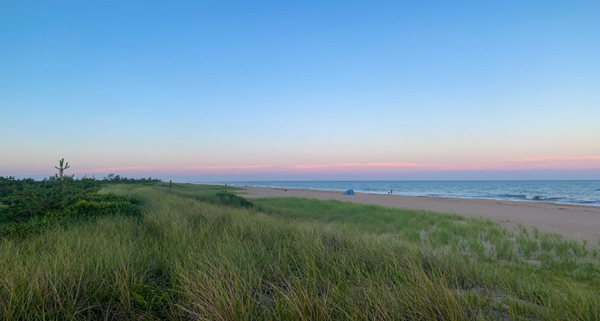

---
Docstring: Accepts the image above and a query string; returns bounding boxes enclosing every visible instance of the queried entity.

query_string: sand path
[240,187,600,243]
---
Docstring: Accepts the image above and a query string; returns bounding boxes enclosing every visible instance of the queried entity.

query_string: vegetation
[0,175,142,239]
[0,159,161,240]
[102,173,162,184]
[253,197,600,281]
[0,183,599,320]
[54,158,71,179]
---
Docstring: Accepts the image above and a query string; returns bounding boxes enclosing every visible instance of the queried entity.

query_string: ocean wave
[497,194,566,201]
[570,199,599,204]
[528,195,564,201]
[498,194,528,200]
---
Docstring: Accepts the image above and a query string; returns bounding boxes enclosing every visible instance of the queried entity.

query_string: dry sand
[240,186,600,243]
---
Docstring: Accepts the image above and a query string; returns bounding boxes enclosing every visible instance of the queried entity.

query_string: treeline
[0,175,144,239]
[102,173,162,184]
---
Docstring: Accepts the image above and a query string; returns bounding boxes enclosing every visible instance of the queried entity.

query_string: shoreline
[239,186,600,243]
[213,180,600,208]
[228,184,600,208]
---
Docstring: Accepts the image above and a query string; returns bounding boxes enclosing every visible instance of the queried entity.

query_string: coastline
[216,180,600,207]
[240,186,600,243]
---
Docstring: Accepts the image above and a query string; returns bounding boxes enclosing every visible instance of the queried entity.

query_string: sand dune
[241,186,600,243]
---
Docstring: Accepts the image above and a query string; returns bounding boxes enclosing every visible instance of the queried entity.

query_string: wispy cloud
[72,156,600,175]
[503,156,600,162]
[76,164,274,174]
[184,165,273,170]
[291,162,431,169]
[491,156,600,170]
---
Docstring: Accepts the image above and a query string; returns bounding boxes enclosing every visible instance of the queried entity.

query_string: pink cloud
[291,162,430,169]
[503,156,600,162]
[446,156,600,171]
[74,164,274,174]
[494,156,600,170]
[362,162,433,168]
[77,166,165,173]
[184,165,273,170]
[291,164,329,169]
[72,156,600,175]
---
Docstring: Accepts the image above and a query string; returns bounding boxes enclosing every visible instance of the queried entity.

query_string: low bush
[212,191,254,208]
[0,177,141,239]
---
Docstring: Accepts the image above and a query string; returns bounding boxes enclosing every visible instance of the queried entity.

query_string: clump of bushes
[190,191,254,209]
[0,176,100,223]
[213,192,254,208]
[0,176,141,239]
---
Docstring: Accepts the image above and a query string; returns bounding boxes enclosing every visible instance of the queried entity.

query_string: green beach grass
[1,183,599,320]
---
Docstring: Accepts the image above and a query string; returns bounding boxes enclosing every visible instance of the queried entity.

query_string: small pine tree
[54,158,70,179]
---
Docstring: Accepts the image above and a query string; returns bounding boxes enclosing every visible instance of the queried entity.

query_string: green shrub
[0,216,57,239]
[61,199,141,218]
[0,176,142,239]
[212,192,254,208]
[0,177,100,223]
[79,192,141,204]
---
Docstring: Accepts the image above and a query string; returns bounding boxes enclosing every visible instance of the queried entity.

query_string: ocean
[203,180,600,206]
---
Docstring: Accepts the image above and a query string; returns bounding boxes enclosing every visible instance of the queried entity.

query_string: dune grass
[253,197,600,280]
[0,183,599,320]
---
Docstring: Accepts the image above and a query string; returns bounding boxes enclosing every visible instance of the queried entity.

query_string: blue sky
[1,1,599,180]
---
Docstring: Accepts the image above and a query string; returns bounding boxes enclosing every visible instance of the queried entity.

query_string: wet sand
[240,186,600,243]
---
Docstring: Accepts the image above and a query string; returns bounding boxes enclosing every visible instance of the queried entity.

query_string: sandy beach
[241,186,600,243]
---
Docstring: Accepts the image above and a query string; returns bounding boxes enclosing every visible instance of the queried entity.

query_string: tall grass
[0,184,599,320]
[253,197,600,280]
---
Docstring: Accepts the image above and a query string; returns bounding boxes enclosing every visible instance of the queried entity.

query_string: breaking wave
[528,195,564,201]
[498,194,527,200]
[498,194,564,201]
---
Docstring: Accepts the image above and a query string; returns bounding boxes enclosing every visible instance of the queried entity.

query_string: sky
[1,0,599,181]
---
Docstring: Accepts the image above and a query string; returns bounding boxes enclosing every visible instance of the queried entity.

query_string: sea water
[204,180,600,206]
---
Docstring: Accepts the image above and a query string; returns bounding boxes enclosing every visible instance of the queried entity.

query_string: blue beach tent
[343,189,356,195]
